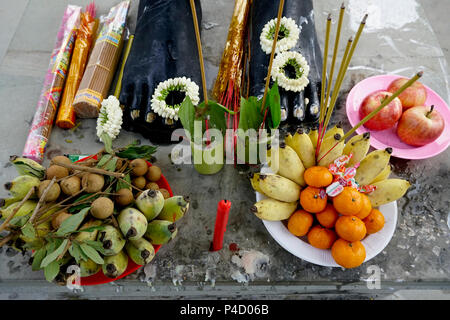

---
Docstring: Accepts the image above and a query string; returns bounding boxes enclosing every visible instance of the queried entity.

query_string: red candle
[211,200,232,251]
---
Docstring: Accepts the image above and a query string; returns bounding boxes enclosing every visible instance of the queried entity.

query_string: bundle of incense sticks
[56,2,98,128]
[22,5,82,163]
[315,3,423,163]
[73,1,130,118]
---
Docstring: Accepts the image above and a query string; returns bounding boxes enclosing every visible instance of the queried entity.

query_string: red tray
[74,155,173,286]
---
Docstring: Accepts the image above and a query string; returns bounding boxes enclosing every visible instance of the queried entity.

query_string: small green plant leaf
[116,173,131,192]
[44,260,60,282]
[40,239,69,268]
[56,207,90,236]
[101,133,113,154]
[69,242,82,264]
[178,96,196,141]
[85,240,106,255]
[21,223,36,239]
[267,82,281,129]
[75,225,106,234]
[31,248,47,271]
[79,243,104,264]
[116,146,157,160]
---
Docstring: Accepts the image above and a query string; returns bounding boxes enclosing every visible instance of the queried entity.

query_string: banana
[74,220,102,243]
[135,189,165,221]
[9,156,46,180]
[117,208,148,240]
[145,220,177,245]
[157,196,190,222]
[367,179,411,207]
[250,198,298,221]
[97,225,126,256]
[248,173,264,195]
[370,164,391,184]
[125,237,155,265]
[355,148,392,186]
[102,250,128,278]
[343,132,371,167]
[308,126,319,149]
[285,128,316,169]
[258,174,301,202]
[268,143,306,186]
[317,134,344,167]
[0,200,37,219]
[323,122,344,141]
[4,175,40,200]
[79,258,101,277]
[0,197,20,209]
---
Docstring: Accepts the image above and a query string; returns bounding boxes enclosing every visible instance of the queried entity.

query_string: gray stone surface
[0,0,449,299]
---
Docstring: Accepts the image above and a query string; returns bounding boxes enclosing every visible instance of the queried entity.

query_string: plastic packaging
[73,1,130,118]
[56,4,98,129]
[22,5,81,163]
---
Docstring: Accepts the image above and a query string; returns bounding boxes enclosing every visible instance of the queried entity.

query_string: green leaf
[96,154,118,172]
[201,101,227,136]
[116,145,158,160]
[32,248,47,271]
[101,133,113,154]
[79,243,104,264]
[238,96,264,131]
[44,260,60,282]
[85,240,106,255]
[9,215,29,227]
[76,225,105,233]
[21,223,36,239]
[68,242,82,264]
[116,173,131,192]
[178,96,196,140]
[55,207,90,236]
[45,238,63,253]
[40,239,69,268]
[267,82,281,129]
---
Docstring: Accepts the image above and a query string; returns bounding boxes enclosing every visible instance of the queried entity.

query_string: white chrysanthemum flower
[150,77,200,121]
[271,51,310,92]
[96,95,123,142]
[260,17,300,55]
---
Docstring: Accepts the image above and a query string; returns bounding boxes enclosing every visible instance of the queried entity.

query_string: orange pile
[287,166,385,269]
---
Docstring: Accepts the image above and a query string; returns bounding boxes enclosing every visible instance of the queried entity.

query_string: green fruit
[9,156,46,180]
[74,220,102,242]
[97,225,126,256]
[102,250,128,278]
[0,197,20,209]
[145,220,177,245]
[157,196,190,222]
[117,208,147,240]
[135,190,165,221]
[0,200,37,219]
[125,238,155,265]
[79,258,101,277]
[4,175,40,200]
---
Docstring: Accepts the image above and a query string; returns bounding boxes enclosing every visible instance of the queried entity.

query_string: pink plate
[346,74,450,159]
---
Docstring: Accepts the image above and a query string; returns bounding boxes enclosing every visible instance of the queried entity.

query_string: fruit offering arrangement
[360,78,445,147]
[0,145,189,284]
[249,125,411,268]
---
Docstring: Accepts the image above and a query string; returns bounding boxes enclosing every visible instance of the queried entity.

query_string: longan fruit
[38,180,61,202]
[130,159,148,176]
[51,155,72,167]
[82,173,105,193]
[132,176,146,190]
[115,188,134,206]
[145,182,159,191]
[51,211,72,230]
[91,197,114,219]
[159,188,170,199]
[60,176,81,196]
[146,166,161,182]
[46,165,69,180]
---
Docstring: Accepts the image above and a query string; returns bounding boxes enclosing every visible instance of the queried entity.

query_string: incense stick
[260,0,285,115]
[322,2,345,122]
[190,0,209,106]
[114,35,134,99]
[319,14,332,128]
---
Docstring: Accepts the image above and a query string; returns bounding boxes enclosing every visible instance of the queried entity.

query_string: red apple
[387,78,427,110]
[397,105,445,146]
[359,91,403,131]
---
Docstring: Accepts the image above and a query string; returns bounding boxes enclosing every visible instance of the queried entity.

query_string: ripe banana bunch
[355,148,392,185]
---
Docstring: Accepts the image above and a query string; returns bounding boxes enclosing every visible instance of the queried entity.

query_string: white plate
[256,166,398,267]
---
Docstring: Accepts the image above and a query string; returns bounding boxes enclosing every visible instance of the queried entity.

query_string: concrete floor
[0,0,449,300]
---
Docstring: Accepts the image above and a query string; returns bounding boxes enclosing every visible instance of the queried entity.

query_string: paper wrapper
[73,1,130,118]
[56,11,99,129]
[22,5,81,163]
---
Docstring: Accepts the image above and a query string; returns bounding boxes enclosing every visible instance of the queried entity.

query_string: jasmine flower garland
[151,77,200,121]
[260,17,300,54]
[96,95,123,142]
[271,51,310,92]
